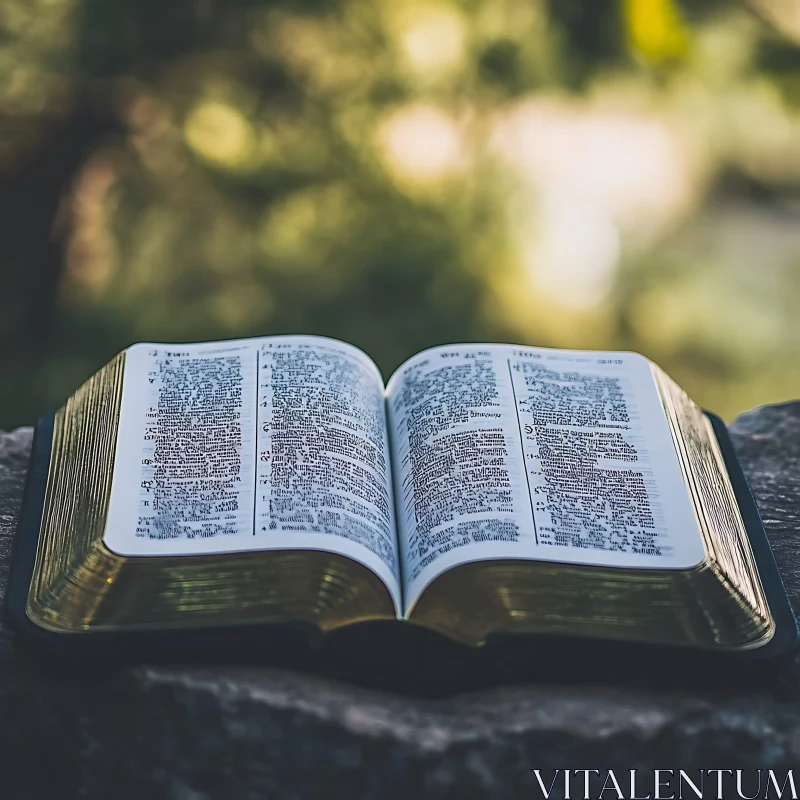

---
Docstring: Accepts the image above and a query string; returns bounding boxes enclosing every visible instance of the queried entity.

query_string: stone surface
[0,404,799,799]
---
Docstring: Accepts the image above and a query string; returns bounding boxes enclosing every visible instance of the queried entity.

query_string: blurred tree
[1,0,799,428]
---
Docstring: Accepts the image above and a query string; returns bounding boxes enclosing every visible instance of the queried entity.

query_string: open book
[9,336,797,657]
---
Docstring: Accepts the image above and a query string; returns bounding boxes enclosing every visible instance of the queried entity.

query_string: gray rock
[728,402,800,613]
[0,404,799,799]
[0,427,32,629]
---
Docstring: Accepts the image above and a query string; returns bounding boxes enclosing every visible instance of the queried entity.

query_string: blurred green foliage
[1,0,799,427]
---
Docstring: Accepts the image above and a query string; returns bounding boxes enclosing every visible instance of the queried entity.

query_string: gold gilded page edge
[650,363,773,649]
[26,351,127,632]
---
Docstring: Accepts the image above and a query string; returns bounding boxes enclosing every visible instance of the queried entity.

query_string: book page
[255,337,400,611]
[386,344,705,614]
[105,341,258,555]
[104,336,401,613]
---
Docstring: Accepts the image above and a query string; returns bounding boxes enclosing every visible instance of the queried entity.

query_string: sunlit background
[1,0,799,427]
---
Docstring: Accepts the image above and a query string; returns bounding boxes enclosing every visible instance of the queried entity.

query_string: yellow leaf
[623,0,690,63]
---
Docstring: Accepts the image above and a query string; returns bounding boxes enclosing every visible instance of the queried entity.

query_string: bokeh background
[1,0,799,428]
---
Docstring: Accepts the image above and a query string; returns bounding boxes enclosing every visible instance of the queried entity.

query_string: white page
[105,341,258,555]
[104,336,401,613]
[255,336,401,612]
[386,344,706,615]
